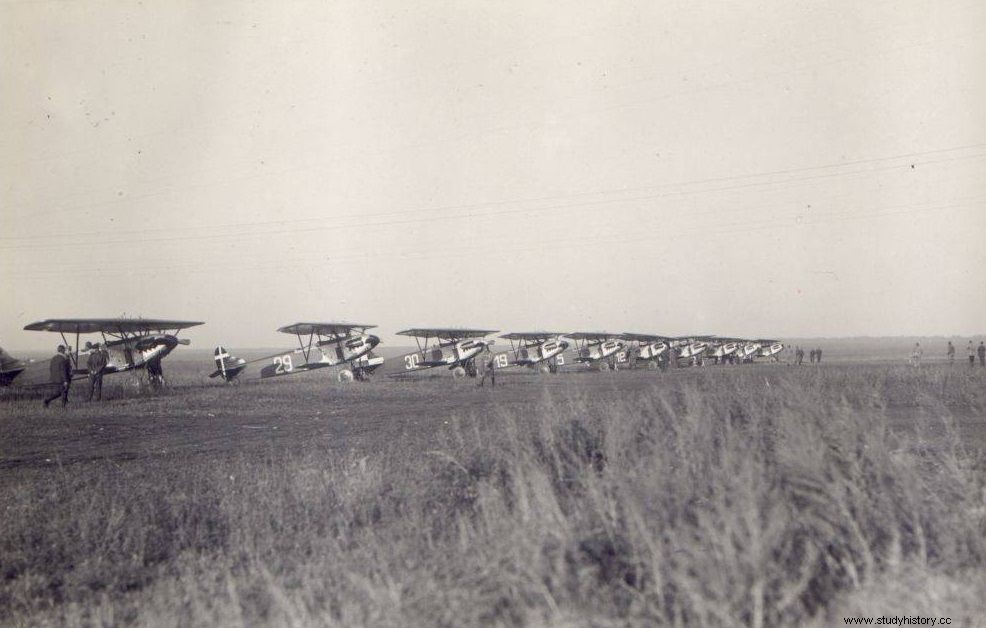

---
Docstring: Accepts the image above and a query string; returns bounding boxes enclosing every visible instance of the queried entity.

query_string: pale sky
[2,0,985,351]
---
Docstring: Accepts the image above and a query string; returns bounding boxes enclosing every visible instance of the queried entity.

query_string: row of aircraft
[0,318,784,391]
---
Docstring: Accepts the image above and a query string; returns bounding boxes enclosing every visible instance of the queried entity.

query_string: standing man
[947,341,955,364]
[86,342,108,401]
[478,354,496,388]
[146,356,165,389]
[978,341,985,367]
[968,341,976,367]
[42,345,72,408]
[816,347,822,363]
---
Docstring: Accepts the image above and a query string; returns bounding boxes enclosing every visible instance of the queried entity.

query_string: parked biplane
[490,332,570,373]
[707,338,742,363]
[559,332,627,371]
[674,335,716,366]
[210,322,382,384]
[380,328,497,378]
[732,339,784,362]
[1,318,202,389]
[757,339,785,361]
[0,346,28,386]
[620,333,673,369]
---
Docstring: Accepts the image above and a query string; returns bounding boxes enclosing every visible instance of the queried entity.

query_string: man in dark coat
[86,342,109,401]
[146,356,165,389]
[979,341,985,367]
[43,345,72,408]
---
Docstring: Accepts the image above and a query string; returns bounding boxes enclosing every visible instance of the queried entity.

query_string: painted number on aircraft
[273,355,294,374]
[555,355,565,366]
[495,354,510,368]
[404,354,420,370]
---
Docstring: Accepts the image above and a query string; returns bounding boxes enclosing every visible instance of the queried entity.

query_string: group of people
[791,346,822,365]
[42,342,109,408]
[945,340,986,366]
[42,342,166,408]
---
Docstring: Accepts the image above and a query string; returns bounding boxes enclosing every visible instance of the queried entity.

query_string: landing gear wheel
[537,364,551,374]
[647,360,659,370]
[337,369,354,383]
[452,366,467,379]
[597,361,609,372]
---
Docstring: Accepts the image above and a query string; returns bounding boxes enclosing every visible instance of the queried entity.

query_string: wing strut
[57,329,81,369]
[296,330,315,364]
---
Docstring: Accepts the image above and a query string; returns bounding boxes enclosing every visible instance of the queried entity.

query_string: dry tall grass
[2,367,985,626]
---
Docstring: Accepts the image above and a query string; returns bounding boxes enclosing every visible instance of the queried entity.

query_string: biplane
[620,333,673,369]
[380,328,497,378]
[757,340,785,361]
[735,339,763,361]
[560,332,627,371]
[210,322,382,383]
[675,335,716,365]
[490,332,570,373]
[0,346,28,386]
[732,339,784,362]
[2,318,203,388]
[707,338,742,364]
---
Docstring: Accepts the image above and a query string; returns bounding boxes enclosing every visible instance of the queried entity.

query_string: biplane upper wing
[397,328,498,341]
[24,318,204,334]
[277,322,377,336]
[500,331,565,341]
[566,332,620,341]
[621,332,673,342]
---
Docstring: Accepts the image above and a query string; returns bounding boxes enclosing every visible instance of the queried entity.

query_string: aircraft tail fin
[210,345,247,380]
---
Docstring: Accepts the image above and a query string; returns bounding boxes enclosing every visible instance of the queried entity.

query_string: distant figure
[146,356,165,388]
[968,341,976,367]
[910,342,923,366]
[809,348,816,364]
[479,355,496,388]
[86,342,109,401]
[43,345,72,408]
[979,342,985,367]
[816,347,822,363]
[947,341,955,364]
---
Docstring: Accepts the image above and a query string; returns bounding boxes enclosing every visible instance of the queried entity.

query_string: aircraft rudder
[211,345,246,380]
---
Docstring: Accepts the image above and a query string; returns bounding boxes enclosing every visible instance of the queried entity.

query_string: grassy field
[2,360,985,626]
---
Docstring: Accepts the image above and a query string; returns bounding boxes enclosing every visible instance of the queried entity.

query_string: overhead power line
[2,143,983,251]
